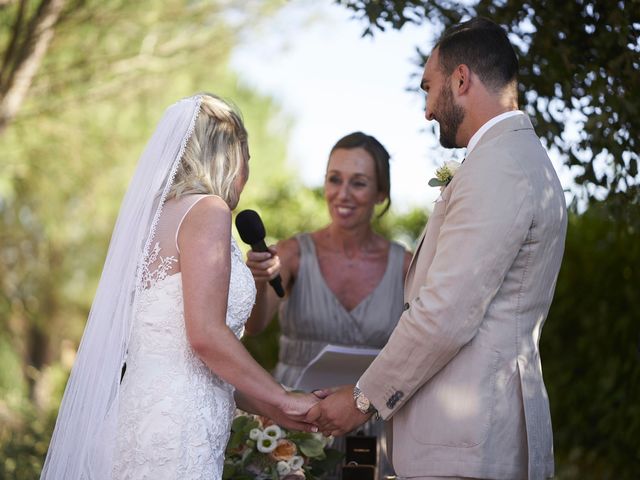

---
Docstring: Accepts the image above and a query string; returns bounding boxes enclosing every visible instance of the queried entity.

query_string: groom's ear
[453,64,471,96]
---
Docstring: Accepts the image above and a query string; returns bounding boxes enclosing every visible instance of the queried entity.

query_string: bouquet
[223,410,343,480]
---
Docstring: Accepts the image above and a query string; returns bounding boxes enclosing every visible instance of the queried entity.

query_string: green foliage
[0,393,58,480]
[541,199,640,478]
[242,312,283,371]
[336,0,640,201]
[373,204,428,250]
[227,415,261,452]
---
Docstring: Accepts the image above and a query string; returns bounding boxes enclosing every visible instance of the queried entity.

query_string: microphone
[235,209,285,298]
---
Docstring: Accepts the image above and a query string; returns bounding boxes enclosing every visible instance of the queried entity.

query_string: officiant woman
[244,131,412,478]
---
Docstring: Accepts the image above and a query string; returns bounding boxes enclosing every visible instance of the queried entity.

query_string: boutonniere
[428,160,462,187]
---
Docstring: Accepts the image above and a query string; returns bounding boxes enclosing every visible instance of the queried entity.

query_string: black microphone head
[235,209,266,245]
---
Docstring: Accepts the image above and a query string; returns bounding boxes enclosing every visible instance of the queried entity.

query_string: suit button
[386,390,405,409]
[403,302,410,311]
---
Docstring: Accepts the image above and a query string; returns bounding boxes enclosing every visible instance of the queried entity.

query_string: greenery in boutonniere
[428,160,462,187]
[223,411,343,480]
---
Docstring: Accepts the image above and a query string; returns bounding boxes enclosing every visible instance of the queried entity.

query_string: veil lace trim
[135,96,203,294]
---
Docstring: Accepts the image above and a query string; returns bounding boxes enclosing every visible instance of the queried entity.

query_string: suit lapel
[405,222,428,289]
[406,114,535,297]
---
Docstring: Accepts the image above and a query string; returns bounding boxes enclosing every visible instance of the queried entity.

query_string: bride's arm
[178,196,316,422]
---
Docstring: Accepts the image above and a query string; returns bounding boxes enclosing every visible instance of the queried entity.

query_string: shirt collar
[466,110,524,157]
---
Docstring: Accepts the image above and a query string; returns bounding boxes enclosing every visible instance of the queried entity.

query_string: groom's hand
[305,385,371,436]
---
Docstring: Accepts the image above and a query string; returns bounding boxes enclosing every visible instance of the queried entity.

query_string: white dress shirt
[466,110,524,156]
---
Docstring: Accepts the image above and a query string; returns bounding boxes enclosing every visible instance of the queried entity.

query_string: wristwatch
[353,384,378,417]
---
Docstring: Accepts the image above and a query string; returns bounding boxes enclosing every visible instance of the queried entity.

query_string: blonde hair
[168,94,248,207]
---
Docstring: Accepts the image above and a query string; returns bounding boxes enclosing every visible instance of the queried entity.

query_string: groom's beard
[436,83,465,149]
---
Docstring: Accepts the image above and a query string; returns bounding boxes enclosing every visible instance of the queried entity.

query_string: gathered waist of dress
[278,335,381,367]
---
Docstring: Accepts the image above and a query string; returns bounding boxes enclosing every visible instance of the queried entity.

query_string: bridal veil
[41,95,203,479]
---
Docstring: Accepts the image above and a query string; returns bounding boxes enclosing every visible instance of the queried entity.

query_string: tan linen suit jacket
[359,114,567,480]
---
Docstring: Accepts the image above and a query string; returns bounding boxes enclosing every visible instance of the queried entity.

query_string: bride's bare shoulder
[177,195,231,249]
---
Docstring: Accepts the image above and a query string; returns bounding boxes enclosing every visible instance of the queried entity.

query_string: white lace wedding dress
[112,195,256,479]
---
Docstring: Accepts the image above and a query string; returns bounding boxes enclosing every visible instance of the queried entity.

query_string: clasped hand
[305,385,372,437]
[275,386,372,436]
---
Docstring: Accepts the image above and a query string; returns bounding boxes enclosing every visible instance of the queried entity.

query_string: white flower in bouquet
[257,434,278,453]
[276,461,291,476]
[249,427,262,441]
[264,424,283,440]
[289,455,304,471]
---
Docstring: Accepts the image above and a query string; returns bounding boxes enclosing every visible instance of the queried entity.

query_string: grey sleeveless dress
[273,233,405,479]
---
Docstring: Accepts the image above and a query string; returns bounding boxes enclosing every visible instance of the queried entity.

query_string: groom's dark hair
[435,17,519,94]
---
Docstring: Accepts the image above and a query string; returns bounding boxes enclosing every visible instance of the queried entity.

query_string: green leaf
[231,415,250,432]
[428,177,445,187]
[222,463,236,479]
[287,431,314,443]
[297,437,325,457]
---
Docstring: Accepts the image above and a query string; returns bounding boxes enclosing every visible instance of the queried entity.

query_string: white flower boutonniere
[428,160,462,187]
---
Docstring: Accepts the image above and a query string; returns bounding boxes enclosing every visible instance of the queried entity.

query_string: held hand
[246,247,280,283]
[280,390,319,417]
[311,386,340,399]
[262,392,319,433]
[305,385,371,436]
[270,391,320,433]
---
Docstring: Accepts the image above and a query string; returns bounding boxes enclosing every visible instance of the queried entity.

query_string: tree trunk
[0,0,66,133]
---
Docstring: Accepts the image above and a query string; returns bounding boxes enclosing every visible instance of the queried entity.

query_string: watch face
[356,394,370,413]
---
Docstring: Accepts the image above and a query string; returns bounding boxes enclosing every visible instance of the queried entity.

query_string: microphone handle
[251,240,286,298]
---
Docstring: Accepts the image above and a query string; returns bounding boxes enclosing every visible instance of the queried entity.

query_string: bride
[41,94,318,479]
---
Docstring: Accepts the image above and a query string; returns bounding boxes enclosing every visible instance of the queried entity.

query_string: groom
[307,17,567,480]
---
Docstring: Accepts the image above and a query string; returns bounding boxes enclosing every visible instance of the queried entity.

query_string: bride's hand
[279,391,319,418]
[263,392,318,432]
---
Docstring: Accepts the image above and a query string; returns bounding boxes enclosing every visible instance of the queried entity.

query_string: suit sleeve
[359,153,533,419]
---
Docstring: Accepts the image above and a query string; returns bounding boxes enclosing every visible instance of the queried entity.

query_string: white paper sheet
[293,344,380,391]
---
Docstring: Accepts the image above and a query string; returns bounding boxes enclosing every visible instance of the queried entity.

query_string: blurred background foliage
[1,0,638,479]
[541,199,640,479]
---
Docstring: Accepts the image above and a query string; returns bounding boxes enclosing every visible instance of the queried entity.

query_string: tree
[337,0,640,203]
[0,0,67,133]
[541,198,640,478]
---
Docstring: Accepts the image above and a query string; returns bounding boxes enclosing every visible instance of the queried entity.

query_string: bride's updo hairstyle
[168,93,248,208]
